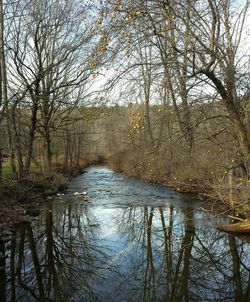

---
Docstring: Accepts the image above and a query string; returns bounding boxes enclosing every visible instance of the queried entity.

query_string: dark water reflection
[1,166,250,302]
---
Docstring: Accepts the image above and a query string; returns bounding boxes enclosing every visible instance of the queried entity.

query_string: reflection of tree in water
[114,206,250,302]
[1,201,250,302]
[0,239,7,302]
[2,202,108,302]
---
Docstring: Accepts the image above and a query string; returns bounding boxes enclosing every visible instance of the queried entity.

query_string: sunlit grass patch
[1,159,40,178]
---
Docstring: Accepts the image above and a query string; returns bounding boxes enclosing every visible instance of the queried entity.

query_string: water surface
[1,166,250,302]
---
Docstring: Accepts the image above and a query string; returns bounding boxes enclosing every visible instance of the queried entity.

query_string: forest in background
[0,0,249,217]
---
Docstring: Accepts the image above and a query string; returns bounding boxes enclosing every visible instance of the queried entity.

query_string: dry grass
[107,144,250,218]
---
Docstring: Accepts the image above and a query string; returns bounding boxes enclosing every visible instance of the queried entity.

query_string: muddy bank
[0,169,84,230]
[0,158,108,232]
[0,178,67,232]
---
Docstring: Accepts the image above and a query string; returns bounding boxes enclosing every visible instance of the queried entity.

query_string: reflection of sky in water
[72,167,250,301]
[2,166,250,302]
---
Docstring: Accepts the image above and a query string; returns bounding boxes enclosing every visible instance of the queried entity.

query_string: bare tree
[5,0,101,177]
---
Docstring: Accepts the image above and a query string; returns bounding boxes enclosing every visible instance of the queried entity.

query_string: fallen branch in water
[200,207,211,212]
[227,215,245,222]
[217,220,250,234]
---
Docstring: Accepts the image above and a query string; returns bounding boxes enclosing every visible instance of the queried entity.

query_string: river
[1,166,250,302]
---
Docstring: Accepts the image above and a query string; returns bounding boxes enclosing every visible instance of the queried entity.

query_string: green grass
[2,161,11,177]
[1,159,41,178]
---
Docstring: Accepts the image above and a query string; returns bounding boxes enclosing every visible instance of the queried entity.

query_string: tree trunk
[0,60,2,184]
[165,66,194,155]
[204,70,250,167]
[23,94,39,177]
[229,235,243,301]
[0,241,6,302]
[144,95,154,146]
[10,106,23,179]
[43,133,52,177]
[0,0,17,177]
[26,224,45,301]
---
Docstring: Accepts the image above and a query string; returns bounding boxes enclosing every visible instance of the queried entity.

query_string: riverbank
[0,158,107,232]
[107,156,250,228]
[0,175,68,232]
[1,159,249,235]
